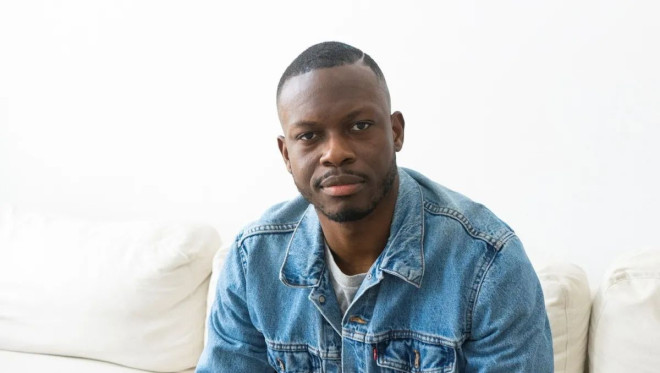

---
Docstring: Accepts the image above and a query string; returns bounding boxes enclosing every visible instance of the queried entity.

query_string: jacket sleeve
[195,240,275,373]
[461,235,554,372]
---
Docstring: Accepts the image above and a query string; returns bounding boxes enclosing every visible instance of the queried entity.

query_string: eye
[296,132,317,141]
[351,121,372,131]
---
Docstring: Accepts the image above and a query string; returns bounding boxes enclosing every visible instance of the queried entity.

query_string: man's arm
[461,236,554,372]
[196,241,274,372]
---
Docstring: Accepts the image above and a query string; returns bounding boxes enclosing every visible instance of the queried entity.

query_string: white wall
[1,0,658,287]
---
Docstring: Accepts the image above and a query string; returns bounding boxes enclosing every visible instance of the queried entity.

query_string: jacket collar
[280,168,425,288]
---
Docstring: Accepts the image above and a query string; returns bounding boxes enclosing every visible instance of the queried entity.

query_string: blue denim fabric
[197,168,553,372]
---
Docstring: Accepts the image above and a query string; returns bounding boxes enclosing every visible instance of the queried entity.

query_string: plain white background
[1,0,658,287]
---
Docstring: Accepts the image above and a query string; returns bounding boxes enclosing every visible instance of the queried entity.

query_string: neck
[318,177,399,275]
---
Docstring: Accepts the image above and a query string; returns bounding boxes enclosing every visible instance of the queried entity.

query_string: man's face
[277,63,404,222]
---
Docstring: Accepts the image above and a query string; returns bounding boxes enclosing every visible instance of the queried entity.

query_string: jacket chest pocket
[267,348,322,373]
[375,338,456,373]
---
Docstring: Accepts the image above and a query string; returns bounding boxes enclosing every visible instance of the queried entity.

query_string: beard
[296,158,398,223]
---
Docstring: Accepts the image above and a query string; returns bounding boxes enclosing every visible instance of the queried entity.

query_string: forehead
[277,63,389,127]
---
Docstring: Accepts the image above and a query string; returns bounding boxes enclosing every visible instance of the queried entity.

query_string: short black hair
[276,41,388,101]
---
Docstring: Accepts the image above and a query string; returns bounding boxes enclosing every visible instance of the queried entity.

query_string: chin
[319,205,375,223]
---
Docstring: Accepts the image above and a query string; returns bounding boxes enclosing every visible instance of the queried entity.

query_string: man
[197,41,553,372]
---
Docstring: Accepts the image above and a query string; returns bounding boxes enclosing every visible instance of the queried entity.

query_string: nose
[319,133,355,167]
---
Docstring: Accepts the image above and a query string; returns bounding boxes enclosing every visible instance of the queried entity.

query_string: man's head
[276,41,390,109]
[277,41,404,223]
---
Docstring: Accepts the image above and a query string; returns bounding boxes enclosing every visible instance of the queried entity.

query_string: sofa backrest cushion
[537,262,591,373]
[0,207,220,372]
[588,249,660,373]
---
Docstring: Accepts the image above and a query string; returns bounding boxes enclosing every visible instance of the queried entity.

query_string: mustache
[313,169,368,189]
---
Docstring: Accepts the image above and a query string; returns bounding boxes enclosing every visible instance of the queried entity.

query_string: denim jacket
[197,168,553,372]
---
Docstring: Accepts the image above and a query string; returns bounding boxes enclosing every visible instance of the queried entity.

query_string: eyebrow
[288,120,319,130]
[342,109,364,123]
[289,108,368,129]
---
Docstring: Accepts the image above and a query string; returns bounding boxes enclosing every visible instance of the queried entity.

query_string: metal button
[318,295,326,304]
[366,273,372,279]
[349,315,368,324]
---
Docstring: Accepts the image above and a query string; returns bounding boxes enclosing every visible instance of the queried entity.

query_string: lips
[319,175,365,187]
[318,174,365,197]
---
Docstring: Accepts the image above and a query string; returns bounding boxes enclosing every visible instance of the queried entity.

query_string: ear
[277,135,292,173]
[390,111,405,152]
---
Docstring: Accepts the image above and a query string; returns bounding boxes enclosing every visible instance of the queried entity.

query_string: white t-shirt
[324,243,367,315]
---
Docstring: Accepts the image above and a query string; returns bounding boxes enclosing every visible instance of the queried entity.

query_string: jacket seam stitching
[418,180,426,287]
[265,339,341,360]
[237,223,297,246]
[423,201,514,250]
[341,329,460,347]
[465,248,499,338]
[279,211,317,287]
[236,238,249,274]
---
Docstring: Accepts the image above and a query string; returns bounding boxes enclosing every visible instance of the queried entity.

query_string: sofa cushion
[537,262,591,373]
[0,350,194,373]
[0,207,220,372]
[588,249,660,373]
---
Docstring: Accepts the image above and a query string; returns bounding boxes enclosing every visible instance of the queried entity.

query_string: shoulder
[402,168,516,251]
[234,195,310,246]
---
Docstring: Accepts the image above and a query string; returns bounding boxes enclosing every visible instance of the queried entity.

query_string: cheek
[288,151,318,180]
[361,139,394,164]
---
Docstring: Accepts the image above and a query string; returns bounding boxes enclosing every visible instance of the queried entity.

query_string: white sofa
[1,207,658,372]
[0,207,219,373]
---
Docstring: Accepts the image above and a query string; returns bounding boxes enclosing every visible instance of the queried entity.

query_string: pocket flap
[376,338,455,372]
[267,348,320,373]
